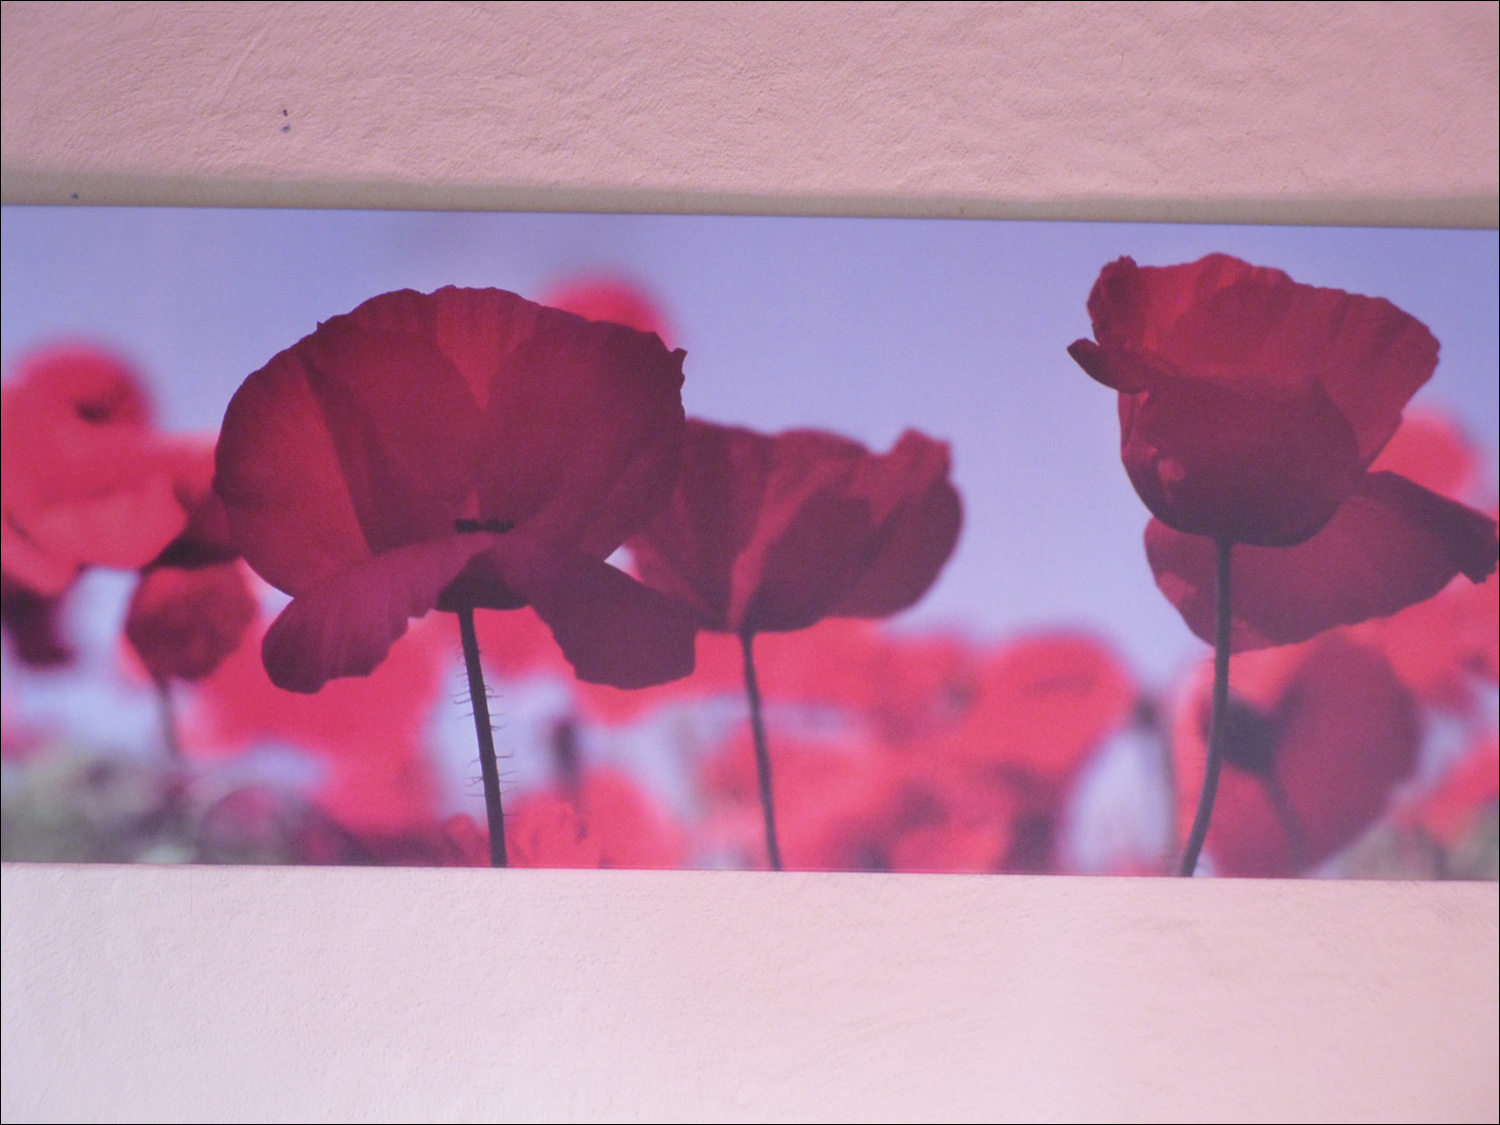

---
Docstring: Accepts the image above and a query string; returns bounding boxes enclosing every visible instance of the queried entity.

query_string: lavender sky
[3,207,1496,687]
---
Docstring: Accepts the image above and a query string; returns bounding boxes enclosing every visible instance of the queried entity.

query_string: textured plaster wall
[2,2,1498,1121]
[3,1,1497,222]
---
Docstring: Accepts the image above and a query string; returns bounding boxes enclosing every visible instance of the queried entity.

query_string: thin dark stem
[155,677,181,761]
[740,630,782,871]
[1179,538,1233,877]
[1263,775,1310,874]
[457,606,507,868]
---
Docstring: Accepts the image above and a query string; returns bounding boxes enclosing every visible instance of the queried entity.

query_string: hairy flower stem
[457,606,507,867]
[740,631,783,871]
[1179,538,1233,877]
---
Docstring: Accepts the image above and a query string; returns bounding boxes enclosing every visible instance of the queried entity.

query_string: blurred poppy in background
[1,346,204,664]
[1171,633,1421,876]
[541,276,675,347]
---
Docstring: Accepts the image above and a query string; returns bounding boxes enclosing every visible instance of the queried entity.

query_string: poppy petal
[297,304,484,551]
[216,347,372,596]
[262,534,503,693]
[478,308,686,557]
[1146,472,1500,650]
[829,446,963,619]
[1085,255,1438,464]
[479,535,697,689]
[629,421,769,628]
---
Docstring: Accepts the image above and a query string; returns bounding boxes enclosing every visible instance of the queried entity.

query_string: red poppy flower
[1,345,191,598]
[213,286,698,693]
[1069,254,1498,649]
[629,420,962,635]
[1171,633,1421,876]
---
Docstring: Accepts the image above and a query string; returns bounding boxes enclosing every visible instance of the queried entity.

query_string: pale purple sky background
[3,207,1496,685]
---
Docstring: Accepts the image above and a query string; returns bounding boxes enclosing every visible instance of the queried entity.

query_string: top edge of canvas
[3,169,1497,230]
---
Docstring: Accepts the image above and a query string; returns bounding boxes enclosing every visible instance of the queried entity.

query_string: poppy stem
[739,630,783,871]
[1179,538,1233,877]
[1263,775,1311,874]
[155,676,181,761]
[457,606,507,868]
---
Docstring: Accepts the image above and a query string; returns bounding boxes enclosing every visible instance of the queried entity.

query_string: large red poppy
[628,420,962,635]
[214,286,699,693]
[1069,254,1497,649]
[1171,633,1421,876]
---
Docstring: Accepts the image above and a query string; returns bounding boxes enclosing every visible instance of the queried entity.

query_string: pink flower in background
[507,769,687,869]
[188,607,451,835]
[1069,254,1497,650]
[1,345,191,597]
[213,286,698,693]
[541,276,675,346]
[1171,634,1421,876]
[1401,737,1498,850]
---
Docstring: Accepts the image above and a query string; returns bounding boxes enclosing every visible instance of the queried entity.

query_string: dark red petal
[216,348,372,595]
[740,429,959,631]
[297,310,483,553]
[1146,473,1500,650]
[738,475,881,632]
[1065,338,1149,393]
[828,442,963,618]
[1120,374,1364,546]
[630,421,778,630]
[477,308,686,558]
[1085,255,1259,354]
[1161,267,1437,463]
[346,286,542,412]
[261,534,502,693]
[726,429,886,630]
[480,535,697,688]
[1085,254,1437,466]
[125,563,256,682]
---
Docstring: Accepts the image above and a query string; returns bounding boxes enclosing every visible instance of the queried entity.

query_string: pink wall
[3,3,1497,1119]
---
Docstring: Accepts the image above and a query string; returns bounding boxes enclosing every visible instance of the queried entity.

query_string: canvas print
[2,207,1495,878]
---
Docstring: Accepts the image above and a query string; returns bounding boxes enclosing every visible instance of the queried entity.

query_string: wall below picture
[3,3,1498,1121]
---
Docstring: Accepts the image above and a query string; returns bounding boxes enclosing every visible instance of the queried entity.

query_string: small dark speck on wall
[281,107,291,134]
